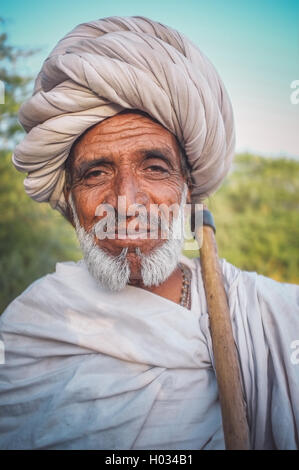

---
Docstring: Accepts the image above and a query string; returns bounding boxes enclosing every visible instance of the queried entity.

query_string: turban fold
[12,16,235,216]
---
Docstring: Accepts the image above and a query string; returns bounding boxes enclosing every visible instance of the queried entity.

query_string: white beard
[69,185,187,292]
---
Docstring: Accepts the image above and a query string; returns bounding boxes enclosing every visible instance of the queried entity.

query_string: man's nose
[114,169,149,211]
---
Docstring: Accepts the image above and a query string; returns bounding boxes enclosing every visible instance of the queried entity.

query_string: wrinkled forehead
[67,110,185,170]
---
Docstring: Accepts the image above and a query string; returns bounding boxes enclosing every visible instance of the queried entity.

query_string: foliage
[0,150,81,313]
[184,153,299,284]
[0,17,40,148]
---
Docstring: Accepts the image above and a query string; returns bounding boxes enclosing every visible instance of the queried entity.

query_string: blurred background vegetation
[0,19,298,313]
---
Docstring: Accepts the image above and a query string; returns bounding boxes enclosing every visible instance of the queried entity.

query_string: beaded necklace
[178,263,192,310]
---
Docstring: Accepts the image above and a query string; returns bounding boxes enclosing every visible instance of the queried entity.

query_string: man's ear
[63,184,75,228]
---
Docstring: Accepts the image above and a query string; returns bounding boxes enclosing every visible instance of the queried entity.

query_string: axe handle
[196,218,250,450]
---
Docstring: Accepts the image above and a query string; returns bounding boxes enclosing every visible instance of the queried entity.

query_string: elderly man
[0,16,298,450]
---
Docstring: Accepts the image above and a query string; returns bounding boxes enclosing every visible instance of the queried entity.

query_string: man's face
[65,111,190,286]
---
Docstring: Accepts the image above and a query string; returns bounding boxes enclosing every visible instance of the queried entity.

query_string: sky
[2,0,299,158]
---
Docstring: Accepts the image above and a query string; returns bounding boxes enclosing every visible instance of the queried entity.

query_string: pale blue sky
[2,0,299,157]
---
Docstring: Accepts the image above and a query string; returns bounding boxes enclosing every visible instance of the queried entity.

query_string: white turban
[12,16,235,216]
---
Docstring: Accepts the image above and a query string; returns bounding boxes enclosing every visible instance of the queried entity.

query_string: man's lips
[94,235,165,255]
[95,236,162,250]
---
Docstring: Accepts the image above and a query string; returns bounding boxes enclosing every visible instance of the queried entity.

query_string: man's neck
[128,265,184,306]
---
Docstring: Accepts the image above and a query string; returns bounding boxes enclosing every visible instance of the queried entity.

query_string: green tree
[185,154,299,284]
[0,17,35,147]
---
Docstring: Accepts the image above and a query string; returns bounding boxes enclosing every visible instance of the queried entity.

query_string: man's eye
[145,165,168,172]
[85,170,104,178]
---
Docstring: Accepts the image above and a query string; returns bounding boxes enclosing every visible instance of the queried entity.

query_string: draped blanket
[0,255,298,449]
[12,16,235,216]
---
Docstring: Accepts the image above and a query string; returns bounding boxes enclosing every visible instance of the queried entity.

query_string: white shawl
[0,254,298,449]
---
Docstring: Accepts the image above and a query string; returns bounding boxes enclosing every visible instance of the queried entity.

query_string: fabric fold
[0,255,298,449]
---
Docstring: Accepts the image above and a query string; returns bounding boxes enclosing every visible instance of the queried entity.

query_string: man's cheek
[148,178,184,204]
[75,190,103,223]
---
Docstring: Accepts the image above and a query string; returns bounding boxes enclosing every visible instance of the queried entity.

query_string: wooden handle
[196,221,250,450]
